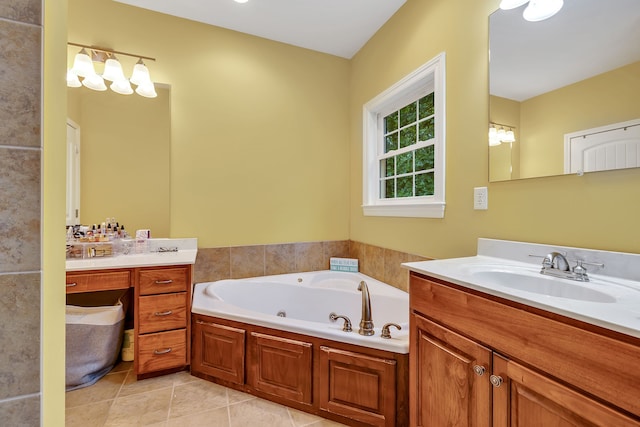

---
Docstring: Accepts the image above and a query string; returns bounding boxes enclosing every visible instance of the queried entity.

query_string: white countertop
[403,239,640,340]
[66,238,197,271]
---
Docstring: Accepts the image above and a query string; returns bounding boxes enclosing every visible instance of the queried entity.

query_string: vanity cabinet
[409,272,640,426]
[191,314,408,427]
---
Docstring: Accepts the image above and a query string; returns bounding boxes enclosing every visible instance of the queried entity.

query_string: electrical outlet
[474,187,488,210]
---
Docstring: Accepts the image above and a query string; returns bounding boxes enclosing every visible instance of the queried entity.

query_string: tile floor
[65,362,348,427]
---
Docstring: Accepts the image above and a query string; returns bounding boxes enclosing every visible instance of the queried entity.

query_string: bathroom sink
[466,268,617,303]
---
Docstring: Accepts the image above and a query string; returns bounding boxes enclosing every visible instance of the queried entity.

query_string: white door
[565,119,640,174]
[66,119,81,226]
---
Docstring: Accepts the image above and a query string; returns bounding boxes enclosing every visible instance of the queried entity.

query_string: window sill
[362,202,445,218]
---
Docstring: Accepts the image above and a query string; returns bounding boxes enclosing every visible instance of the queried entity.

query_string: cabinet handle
[490,375,503,387]
[66,282,78,287]
[153,348,172,355]
[154,279,174,284]
[154,310,173,316]
[473,365,486,376]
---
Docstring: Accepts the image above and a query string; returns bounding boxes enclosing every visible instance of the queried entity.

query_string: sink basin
[468,269,617,303]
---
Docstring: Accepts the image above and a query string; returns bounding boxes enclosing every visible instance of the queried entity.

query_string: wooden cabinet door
[249,332,313,405]
[492,354,640,427]
[319,346,397,427]
[411,313,491,427]
[191,317,245,385]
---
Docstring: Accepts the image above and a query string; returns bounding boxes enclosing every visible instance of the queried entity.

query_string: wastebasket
[65,290,128,391]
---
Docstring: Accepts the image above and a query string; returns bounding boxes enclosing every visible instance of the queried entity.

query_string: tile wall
[194,240,428,291]
[0,0,43,425]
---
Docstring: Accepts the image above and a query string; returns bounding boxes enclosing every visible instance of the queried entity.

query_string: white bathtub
[191,270,409,353]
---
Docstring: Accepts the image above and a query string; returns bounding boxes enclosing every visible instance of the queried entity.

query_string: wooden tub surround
[191,314,409,427]
[409,271,640,427]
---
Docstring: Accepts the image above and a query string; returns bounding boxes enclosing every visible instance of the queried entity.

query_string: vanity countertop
[403,238,640,340]
[66,238,197,272]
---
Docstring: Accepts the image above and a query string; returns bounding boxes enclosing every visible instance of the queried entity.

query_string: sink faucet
[543,252,570,271]
[538,251,603,282]
[357,281,374,336]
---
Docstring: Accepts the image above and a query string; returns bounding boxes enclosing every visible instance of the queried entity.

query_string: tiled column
[0,0,43,425]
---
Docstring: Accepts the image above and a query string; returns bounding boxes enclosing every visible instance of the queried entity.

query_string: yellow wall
[68,0,351,247]
[67,87,171,236]
[349,0,640,258]
[44,0,68,425]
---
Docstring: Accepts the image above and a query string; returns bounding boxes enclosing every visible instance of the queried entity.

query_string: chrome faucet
[357,281,374,336]
[538,251,604,282]
[542,252,570,271]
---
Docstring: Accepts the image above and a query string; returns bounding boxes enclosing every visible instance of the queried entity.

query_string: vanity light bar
[67,42,156,62]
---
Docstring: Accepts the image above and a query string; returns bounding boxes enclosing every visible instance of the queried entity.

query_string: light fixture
[499,0,563,22]
[489,123,516,146]
[67,42,157,98]
[234,0,249,3]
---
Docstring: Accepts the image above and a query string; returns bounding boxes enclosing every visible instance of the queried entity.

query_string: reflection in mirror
[67,86,171,236]
[488,0,640,181]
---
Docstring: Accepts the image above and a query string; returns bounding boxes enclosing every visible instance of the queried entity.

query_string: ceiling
[490,0,640,101]
[114,0,407,59]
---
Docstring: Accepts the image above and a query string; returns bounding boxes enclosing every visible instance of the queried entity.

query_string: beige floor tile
[167,406,230,427]
[118,373,176,398]
[287,408,325,426]
[65,399,113,427]
[228,398,293,427]
[105,387,172,426]
[226,387,256,405]
[169,379,228,419]
[66,371,128,408]
[110,361,133,373]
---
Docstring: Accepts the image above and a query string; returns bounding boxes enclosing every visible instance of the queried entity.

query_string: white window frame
[362,52,446,218]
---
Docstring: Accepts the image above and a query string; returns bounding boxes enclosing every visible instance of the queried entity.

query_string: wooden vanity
[66,242,196,378]
[409,271,640,426]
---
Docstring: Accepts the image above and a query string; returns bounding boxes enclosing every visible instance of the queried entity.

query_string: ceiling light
[499,0,529,9]
[234,0,249,3]
[499,0,563,21]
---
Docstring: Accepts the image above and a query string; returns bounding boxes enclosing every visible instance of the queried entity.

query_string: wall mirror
[66,83,172,236]
[488,0,640,182]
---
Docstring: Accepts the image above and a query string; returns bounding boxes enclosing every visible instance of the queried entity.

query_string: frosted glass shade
[66,69,82,88]
[130,61,152,86]
[82,73,107,91]
[102,57,126,82]
[71,49,96,78]
[488,127,501,146]
[110,78,134,95]
[135,82,157,98]
[523,0,563,21]
[503,130,516,143]
[499,0,529,10]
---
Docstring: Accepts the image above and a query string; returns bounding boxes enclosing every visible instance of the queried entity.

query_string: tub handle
[381,323,402,339]
[329,312,352,332]
[154,310,173,317]
[153,348,172,355]
[154,279,174,284]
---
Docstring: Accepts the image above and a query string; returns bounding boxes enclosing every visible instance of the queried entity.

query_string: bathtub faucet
[357,281,374,336]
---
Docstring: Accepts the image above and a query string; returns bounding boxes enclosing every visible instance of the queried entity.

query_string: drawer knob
[154,310,173,317]
[153,348,173,355]
[473,365,486,376]
[66,282,78,287]
[154,279,174,284]
[490,375,503,387]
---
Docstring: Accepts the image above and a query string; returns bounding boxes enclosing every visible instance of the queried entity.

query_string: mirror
[67,85,172,236]
[488,0,640,181]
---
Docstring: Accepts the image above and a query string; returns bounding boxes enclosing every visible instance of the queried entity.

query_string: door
[66,119,81,226]
[410,313,491,427]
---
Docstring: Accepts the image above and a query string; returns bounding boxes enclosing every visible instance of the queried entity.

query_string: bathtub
[191,270,409,353]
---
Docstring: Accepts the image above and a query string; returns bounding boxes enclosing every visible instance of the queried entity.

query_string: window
[362,53,445,218]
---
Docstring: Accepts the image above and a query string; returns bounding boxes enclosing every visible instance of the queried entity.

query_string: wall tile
[0,148,40,273]
[322,240,350,267]
[349,241,365,273]
[265,244,295,276]
[363,243,385,281]
[0,20,41,148]
[194,247,230,284]
[384,248,410,291]
[0,394,40,427]
[230,245,265,279]
[0,273,40,399]
[0,0,41,25]
[294,242,324,272]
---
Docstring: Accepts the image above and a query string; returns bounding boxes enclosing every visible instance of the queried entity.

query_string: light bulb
[523,0,563,22]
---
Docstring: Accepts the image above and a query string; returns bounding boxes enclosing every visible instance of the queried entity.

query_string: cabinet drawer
[138,293,187,334]
[137,329,187,374]
[66,270,131,293]
[139,266,189,295]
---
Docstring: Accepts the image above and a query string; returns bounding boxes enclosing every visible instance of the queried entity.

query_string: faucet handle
[381,323,402,339]
[329,312,352,332]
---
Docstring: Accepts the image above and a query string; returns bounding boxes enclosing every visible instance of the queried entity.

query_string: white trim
[362,52,446,218]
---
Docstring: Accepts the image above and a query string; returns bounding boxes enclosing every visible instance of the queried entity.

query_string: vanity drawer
[137,329,187,374]
[66,270,131,293]
[138,293,187,334]
[139,266,189,295]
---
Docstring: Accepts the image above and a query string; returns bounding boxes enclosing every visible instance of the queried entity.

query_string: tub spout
[357,281,374,336]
